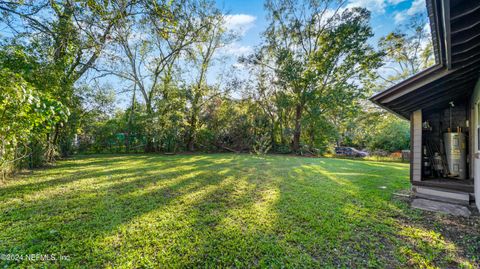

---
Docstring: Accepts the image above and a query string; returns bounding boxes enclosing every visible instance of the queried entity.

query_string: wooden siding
[411,110,422,181]
[470,100,475,179]
[471,77,480,210]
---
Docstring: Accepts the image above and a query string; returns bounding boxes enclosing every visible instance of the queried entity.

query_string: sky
[99,0,431,107]
[214,0,428,63]
[0,0,431,108]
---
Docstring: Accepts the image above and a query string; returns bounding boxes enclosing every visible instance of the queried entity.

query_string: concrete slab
[411,198,472,217]
[414,186,470,203]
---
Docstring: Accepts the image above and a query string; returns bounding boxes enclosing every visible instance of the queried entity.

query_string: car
[335,147,369,157]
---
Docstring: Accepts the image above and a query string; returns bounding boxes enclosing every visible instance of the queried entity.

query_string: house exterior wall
[411,109,422,182]
[470,100,475,181]
[470,78,480,210]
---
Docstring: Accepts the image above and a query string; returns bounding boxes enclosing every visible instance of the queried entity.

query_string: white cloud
[407,0,426,15]
[393,0,427,25]
[224,14,256,36]
[218,43,253,57]
[316,8,346,25]
[394,11,407,24]
[346,0,408,14]
[347,0,386,14]
[232,62,248,71]
[423,22,430,32]
[388,0,407,4]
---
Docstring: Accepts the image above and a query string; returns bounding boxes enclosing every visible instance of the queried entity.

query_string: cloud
[232,62,249,72]
[316,8,346,24]
[388,0,407,4]
[393,0,427,25]
[224,14,256,36]
[218,43,253,57]
[347,0,386,13]
[407,0,426,15]
[346,0,407,14]
[394,11,407,24]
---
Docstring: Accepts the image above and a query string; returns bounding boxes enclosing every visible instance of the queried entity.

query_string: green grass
[0,154,478,268]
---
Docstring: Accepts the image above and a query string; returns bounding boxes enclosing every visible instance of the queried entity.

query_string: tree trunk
[279,111,285,145]
[186,92,200,152]
[45,123,61,162]
[270,123,276,151]
[292,104,303,153]
[144,102,155,153]
[186,113,197,151]
[145,138,154,152]
[309,125,315,152]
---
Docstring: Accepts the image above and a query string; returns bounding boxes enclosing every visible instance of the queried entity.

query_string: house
[371,0,480,210]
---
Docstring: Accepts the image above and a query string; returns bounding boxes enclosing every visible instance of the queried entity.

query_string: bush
[0,69,67,177]
[275,144,292,154]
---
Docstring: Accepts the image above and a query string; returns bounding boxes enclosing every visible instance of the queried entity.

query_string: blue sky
[0,0,430,107]
[214,0,428,58]
[187,0,429,95]
[104,0,431,106]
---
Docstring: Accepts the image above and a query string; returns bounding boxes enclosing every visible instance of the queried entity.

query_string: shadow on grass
[0,154,478,268]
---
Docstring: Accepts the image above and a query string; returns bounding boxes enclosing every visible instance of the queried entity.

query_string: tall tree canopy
[0,0,435,176]
[257,0,382,152]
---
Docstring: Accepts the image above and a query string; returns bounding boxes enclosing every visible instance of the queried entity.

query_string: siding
[411,109,422,181]
[471,78,480,210]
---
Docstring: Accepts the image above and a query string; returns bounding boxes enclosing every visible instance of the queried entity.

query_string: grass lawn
[0,154,479,268]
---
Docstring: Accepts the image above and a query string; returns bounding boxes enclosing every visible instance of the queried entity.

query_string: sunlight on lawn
[398,225,476,269]
[0,154,478,268]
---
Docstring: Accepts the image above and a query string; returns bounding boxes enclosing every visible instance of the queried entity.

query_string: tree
[184,9,234,151]
[368,114,410,152]
[0,0,132,161]
[260,0,382,152]
[0,68,68,177]
[104,0,213,152]
[345,12,434,153]
[1,0,415,162]
[0,0,131,85]
[378,13,434,85]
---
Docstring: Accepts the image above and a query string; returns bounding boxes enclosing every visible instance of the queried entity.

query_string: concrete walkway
[411,198,472,217]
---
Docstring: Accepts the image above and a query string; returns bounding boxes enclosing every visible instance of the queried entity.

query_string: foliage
[337,103,410,152]
[0,0,437,173]
[0,0,133,171]
[252,133,272,155]
[337,13,433,152]
[0,69,67,176]
[184,8,234,151]
[377,13,434,85]
[368,114,410,152]
[254,0,383,152]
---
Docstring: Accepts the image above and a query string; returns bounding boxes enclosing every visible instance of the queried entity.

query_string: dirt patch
[394,194,480,268]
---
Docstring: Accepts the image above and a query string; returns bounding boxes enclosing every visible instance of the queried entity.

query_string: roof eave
[369,98,410,120]
[369,64,444,102]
